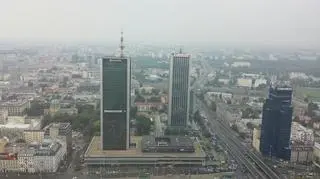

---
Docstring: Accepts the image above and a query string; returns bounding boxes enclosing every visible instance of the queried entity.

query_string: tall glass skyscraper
[260,84,293,160]
[101,57,131,150]
[168,53,191,128]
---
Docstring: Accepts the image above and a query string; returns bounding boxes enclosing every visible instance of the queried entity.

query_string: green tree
[165,128,187,135]
[246,122,255,130]
[211,101,217,111]
[241,108,259,118]
[293,116,300,122]
[77,104,94,113]
[256,84,267,90]
[130,106,138,118]
[27,101,44,116]
[151,88,160,95]
[141,88,147,95]
[149,96,161,102]
[135,115,154,136]
[135,95,145,102]
[258,97,265,103]
[308,102,319,117]
[239,133,246,139]
[93,120,100,135]
[231,124,238,132]
[193,110,201,124]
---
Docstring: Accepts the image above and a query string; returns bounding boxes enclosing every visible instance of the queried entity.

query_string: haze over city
[1,0,320,47]
[1,1,320,179]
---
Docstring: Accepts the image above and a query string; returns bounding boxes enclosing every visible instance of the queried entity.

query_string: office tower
[168,51,191,128]
[101,32,131,150]
[260,83,293,160]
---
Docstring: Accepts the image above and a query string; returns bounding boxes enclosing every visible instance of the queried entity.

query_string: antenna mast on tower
[120,31,125,57]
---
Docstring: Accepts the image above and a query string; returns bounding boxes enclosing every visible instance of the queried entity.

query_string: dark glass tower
[168,53,191,127]
[189,90,195,120]
[101,57,130,150]
[260,84,293,160]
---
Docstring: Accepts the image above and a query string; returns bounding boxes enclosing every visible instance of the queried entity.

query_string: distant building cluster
[0,122,69,173]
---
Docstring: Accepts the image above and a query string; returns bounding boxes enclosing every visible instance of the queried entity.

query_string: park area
[295,87,320,101]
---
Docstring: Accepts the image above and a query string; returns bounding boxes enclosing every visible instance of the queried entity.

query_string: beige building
[44,123,72,154]
[290,144,313,164]
[23,130,45,144]
[313,142,320,168]
[0,100,30,116]
[49,99,60,115]
[252,128,261,152]
[0,138,9,153]
[7,115,26,124]
[0,159,19,171]
[18,140,66,173]
[290,122,314,164]
[0,109,8,124]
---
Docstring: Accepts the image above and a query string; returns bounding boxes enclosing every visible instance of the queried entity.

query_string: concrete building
[253,79,267,88]
[231,61,251,68]
[18,139,66,173]
[0,100,30,116]
[290,144,313,164]
[168,52,191,128]
[216,103,242,123]
[85,136,206,175]
[289,72,309,80]
[252,128,261,152]
[0,109,8,124]
[135,101,163,112]
[237,78,252,88]
[0,120,41,140]
[138,86,154,94]
[49,99,60,115]
[313,142,320,168]
[101,56,131,150]
[291,122,314,144]
[0,159,19,172]
[44,123,72,155]
[58,107,78,115]
[290,122,314,163]
[23,130,45,144]
[0,137,9,153]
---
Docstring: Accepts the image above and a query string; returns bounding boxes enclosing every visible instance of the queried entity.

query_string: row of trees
[193,110,212,138]
[307,102,319,118]
[29,98,156,138]
[130,106,154,136]
[241,107,260,119]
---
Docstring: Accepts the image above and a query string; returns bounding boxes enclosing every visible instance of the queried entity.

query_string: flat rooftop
[141,136,195,153]
[85,136,205,158]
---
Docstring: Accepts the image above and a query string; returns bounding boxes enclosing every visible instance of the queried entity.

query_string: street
[195,97,283,179]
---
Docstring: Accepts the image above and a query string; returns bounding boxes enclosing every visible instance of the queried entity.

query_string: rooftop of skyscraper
[174,54,191,58]
[271,81,292,90]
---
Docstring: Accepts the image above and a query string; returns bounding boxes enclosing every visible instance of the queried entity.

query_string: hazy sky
[0,0,319,46]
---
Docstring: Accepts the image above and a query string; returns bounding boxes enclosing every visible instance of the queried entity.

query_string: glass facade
[169,55,190,127]
[260,86,293,160]
[101,57,130,150]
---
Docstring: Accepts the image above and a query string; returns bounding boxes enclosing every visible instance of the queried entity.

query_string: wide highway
[196,97,282,179]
